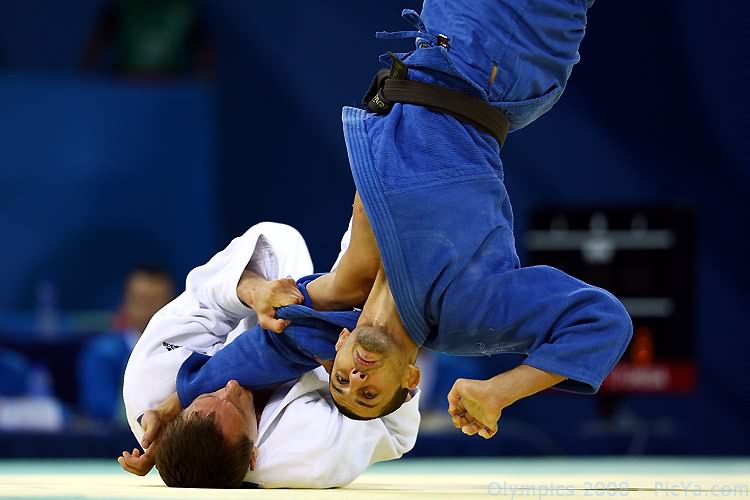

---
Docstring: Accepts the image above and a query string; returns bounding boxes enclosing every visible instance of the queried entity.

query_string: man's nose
[226,379,242,395]
[350,368,367,381]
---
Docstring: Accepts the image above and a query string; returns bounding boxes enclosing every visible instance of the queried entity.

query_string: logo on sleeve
[162,341,182,351]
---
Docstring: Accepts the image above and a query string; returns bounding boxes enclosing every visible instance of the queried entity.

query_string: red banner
[600,362,696,393]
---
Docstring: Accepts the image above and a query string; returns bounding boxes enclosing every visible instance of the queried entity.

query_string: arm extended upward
[307,192,382,311]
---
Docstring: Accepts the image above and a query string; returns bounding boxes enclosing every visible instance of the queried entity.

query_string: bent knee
[597,289,634,347]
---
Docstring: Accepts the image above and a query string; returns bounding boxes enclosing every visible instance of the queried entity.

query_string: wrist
[237,271,266,309]
[157,393,183,420]
[485,375,517,411]
[307,274,355,311]
[305,276,329,310]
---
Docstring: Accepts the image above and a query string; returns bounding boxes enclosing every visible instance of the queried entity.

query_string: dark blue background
[0,0,747,455]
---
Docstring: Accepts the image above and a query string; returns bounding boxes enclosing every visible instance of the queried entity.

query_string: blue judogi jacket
[345,0,631,393]
[177,0,632,405]
[176,275,358,407]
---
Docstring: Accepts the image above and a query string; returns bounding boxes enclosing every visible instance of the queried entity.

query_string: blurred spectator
[77,266,174,422]
[0,348,65,431]
[82,0,213,79]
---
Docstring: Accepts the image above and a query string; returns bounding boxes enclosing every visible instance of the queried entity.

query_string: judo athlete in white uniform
[120,222,420,488]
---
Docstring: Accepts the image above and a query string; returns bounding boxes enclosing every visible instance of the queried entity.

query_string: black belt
[363,53,509,149]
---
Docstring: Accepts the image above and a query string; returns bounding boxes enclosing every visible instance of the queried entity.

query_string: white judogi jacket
[123,222,420,488]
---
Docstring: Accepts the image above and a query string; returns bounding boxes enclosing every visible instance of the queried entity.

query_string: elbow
[610,292,633,348]
[595,289,633,362]
[394,431,418,456]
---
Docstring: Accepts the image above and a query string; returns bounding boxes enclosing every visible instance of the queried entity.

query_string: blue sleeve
[176,323,318,407]
[437,265,633,394]
[295,273,322,307]
[176,275,361,407]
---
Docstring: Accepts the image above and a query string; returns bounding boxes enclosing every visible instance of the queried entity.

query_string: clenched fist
[447,366,567,440]
[447,378,504,439]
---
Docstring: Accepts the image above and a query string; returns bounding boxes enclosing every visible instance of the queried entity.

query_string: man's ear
[405,364,421,390]
[335,328,351,352]
[316,357,334,374]
[249,446,260,471]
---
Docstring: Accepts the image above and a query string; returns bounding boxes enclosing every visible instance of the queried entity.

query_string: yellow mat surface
[0,458,748,500]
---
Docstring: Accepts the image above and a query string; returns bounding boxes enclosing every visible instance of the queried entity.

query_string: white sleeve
[251,389,421,488]
[123,222,314,443]
[375,389,422,461]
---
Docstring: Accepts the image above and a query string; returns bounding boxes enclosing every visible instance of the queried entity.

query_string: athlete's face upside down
[329,326,419,420]
[186,379,260,467]
[154,380,259,487]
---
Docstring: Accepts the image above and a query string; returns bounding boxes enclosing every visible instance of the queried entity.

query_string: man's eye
[364,391,377,400]
[335,374,349,385]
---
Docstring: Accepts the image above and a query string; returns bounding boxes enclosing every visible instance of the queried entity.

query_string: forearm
[307,271,372,311]
[306,273,340,311]
[154,392,183,421]
[447,363,567,439]
[489,365,566,408]
[307,192,381,311]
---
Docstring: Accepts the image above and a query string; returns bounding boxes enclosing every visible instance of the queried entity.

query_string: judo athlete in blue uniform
[319,0,633,435]
[177,0,633,439]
